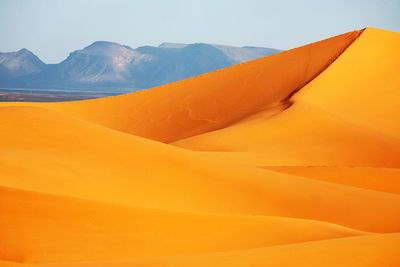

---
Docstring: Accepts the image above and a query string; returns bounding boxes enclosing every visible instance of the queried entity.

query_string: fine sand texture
[1,28,400,266]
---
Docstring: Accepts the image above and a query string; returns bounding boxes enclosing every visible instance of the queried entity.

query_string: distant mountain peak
[17,48,31,54]
[85,41,125,49]
[67,41,139,64]
[0,48,45,77]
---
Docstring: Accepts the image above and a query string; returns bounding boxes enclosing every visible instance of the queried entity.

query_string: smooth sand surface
[1,28,399,266]
[0,186,366,263]
[38,234,400,267]
[1,106,399,233]
[264,166,400,195]
[174,28,400,167]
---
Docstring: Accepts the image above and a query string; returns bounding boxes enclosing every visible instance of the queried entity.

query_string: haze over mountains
[0,42,280,91]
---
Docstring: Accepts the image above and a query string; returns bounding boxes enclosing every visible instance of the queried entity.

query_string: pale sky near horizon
[1,0,399,63]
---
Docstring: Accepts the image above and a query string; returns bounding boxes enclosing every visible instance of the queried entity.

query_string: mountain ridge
[0,42,281,91]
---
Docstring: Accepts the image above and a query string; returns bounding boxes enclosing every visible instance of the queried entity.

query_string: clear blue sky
[1,0,399,63]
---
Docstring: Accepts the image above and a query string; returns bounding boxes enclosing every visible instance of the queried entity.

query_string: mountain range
[0,42,280,91]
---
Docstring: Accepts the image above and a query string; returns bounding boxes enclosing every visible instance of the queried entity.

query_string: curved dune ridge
[1,27,400,266]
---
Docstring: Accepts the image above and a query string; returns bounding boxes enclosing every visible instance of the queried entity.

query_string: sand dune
[38,234,400,267]
[1,28,400,265]
[296,28,400,139]
[173,102,400,167]
[0,186,367,263]
[1,105,399,233]
[264,166,400,195]
[0,30,361,142]
[173,28,400,168]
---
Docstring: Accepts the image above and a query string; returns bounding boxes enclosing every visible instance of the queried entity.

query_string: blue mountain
[0,42,281,91]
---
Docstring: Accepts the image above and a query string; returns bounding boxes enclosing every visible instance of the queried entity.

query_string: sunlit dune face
[1,28,400,266]
[0,29,361,142]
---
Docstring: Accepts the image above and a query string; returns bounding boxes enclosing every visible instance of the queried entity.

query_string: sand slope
[1,106,399,233]
[264,166,400,195]
[297,28,400,139]
[38,234,400,267]
[0,186,367,263]
[0,30,361,142]
[174,28,400,167]
[174,102,400,167]
[1,28,400,266]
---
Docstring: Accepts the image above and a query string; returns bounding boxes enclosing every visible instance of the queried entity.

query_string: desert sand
[0,27,399,266]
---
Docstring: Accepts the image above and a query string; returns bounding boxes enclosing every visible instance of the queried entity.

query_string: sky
[1,0,399,63]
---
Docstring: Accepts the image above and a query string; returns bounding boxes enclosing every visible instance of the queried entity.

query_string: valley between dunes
[1,27,399,266]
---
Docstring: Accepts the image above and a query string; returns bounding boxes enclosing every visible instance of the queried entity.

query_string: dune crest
[0,30,361,142]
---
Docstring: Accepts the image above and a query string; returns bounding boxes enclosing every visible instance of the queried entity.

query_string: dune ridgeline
[1,27,400,266]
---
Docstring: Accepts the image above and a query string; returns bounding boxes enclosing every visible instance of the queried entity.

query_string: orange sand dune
[0,186,366,263]
[40,234,400,267]
[296,28,400,139]
[174,28,400,168]
[1,106,400,233]
[174,102,400,167]
[0,30,361,142]
[1,28,400,266]
[264,166,400,195]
